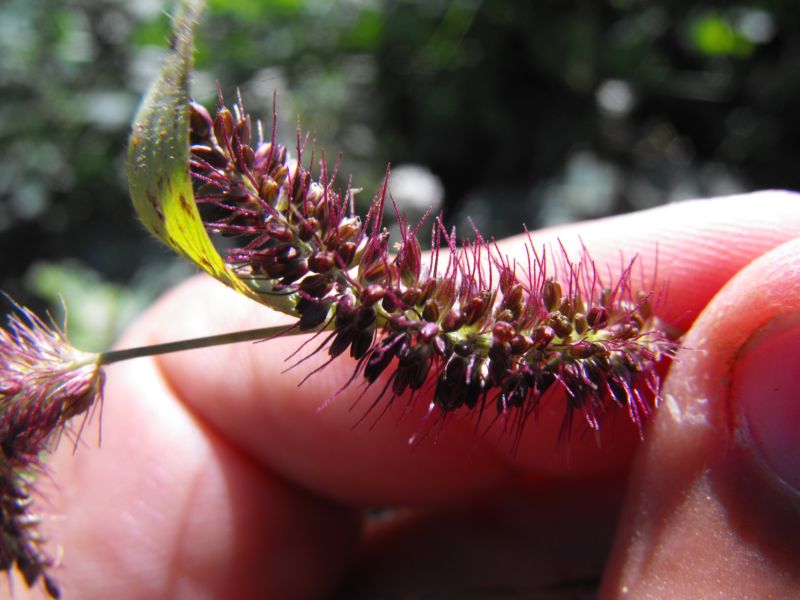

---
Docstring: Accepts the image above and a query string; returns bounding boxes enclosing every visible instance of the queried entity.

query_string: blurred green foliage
[1,0,798,345]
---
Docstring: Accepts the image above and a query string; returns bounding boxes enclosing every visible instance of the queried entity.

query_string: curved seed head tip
[0,301,105,598]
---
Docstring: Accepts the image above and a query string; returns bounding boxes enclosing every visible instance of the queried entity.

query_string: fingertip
[734,314,800,494]
[601,237,800,599]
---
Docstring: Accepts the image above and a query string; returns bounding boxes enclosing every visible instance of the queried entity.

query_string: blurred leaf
[342,9,383,50]
[208,0,303,18]
[26,261,124,352]
[131,14,172,47]
[127,0,256,300]
[691,13,753,57]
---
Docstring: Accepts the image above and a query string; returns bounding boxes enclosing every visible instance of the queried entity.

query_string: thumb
[601,237,800,598]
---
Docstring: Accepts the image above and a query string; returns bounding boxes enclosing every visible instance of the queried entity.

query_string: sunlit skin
[8,191,798,599]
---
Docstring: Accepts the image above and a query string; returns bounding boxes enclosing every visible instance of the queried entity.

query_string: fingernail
[732,317,800,493]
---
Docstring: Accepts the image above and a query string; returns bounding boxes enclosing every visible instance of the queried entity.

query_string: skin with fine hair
[14,191,800,599]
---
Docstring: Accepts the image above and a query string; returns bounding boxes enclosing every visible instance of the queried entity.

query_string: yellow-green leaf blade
[126,0,255,299]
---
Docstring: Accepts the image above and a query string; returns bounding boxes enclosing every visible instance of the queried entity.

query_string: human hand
[22,191,800,598]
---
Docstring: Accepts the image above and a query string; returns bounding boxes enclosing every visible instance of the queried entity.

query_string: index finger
[148,191,800,502]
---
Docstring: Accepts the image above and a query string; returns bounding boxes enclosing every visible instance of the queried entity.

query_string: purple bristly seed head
[0,303,105,598]
[189,98,679,441]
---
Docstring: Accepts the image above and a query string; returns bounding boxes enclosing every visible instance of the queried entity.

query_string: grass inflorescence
[0,304,104,598]
[188,97,678,444]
